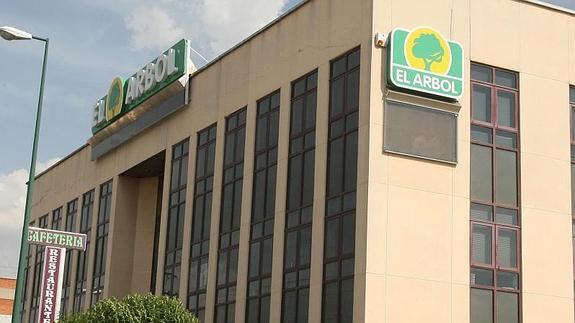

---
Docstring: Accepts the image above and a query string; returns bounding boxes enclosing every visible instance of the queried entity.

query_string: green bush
[58,294,199,323]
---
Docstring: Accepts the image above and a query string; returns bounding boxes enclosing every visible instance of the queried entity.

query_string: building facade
[19,0,575,322]
[1,278,15,323]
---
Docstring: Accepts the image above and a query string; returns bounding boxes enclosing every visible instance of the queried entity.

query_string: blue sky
[0,0,301,277]
[0,0,573,277]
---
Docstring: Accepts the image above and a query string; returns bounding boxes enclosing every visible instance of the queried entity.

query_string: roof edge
[192,0,311,77]
[519,0,575,15]
[34,143,90,181]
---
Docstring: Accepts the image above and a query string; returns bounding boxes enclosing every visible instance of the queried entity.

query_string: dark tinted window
[247,90,280,323]
[323,48,359,323]
[163,139,189,297]
[188,124,217,322]
[216,108,246,323]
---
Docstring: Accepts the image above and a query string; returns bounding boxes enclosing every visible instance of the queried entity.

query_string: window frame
[215,107,247,323]
[187,124,217,321]
[470,62,521,323]
[322,46,360,323]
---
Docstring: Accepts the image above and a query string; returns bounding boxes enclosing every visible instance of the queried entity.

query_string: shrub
[58,294,199,323]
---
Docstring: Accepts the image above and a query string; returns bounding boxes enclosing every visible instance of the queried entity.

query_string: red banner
[37,246,66,323]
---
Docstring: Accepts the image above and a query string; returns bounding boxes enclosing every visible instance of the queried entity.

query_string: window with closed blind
[384,100,457,163]
[470,63,520,323]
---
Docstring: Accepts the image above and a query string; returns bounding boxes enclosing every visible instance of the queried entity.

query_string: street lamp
[1,26,49,323]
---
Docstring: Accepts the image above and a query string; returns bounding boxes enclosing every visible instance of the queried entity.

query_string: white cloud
[125,6,185,51]
[0,158,59,278]
[197,0,288,55]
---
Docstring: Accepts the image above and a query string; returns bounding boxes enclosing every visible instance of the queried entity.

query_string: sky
[0,0,574,278]
[0,0,302,278]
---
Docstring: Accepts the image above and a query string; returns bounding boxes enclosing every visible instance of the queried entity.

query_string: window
[92,180,112,305]
[61,199,78,315]
[282,70,317,323]
[323,47,360,323]
[29,214,48,322]
[470,63,520,323]
[384,100,457,163]
[163,139,189,296]
[246,90,280,323]
[74,190,94,312]
[20,220,34,320]
[188,124,217,321]
[570,86,575,292]
[216,108,246,323]
[51,207,63,230]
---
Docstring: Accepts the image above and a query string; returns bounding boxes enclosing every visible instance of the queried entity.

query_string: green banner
[92,39,188,134]
[388,27,464,100]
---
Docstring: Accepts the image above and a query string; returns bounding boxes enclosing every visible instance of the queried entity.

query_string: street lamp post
[0,26,49,323]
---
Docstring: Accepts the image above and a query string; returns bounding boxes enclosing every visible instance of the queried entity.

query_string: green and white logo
[92,39,189,135]
[388,27,464,100]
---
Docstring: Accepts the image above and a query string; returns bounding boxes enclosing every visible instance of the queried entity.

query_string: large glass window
[29,214,49,322]
[282,70,317,323]
[61,199,78,315]
[51,207,63,230]
[74,190,94,312]
[246,90,280,323]
[92,180,112,305]
[163,139,190,296]
[470,63,520,323]
[188,124,217,321]
[216,108,246,323]
[322,47,360,323]
[570,86,575,292]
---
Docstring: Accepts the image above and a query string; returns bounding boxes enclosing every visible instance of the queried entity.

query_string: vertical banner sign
[387,27,464,101]
[37,247,66,323]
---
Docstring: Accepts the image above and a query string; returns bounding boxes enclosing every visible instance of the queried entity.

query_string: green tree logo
[411,33,445,71]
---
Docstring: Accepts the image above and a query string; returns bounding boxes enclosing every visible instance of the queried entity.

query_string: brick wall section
[0,278,15,316]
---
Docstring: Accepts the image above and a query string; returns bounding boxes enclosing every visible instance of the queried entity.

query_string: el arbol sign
[388,27,464,100]
[92,39,189,134]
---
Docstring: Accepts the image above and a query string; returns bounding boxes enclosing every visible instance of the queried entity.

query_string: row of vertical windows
[188,124,217,321]
[23,46,361,322]
[470,63,520,323]
[163,139,190,296]
[281,70,318,323]
[322,48,360,323]
[246,91,281,323]
[74,190,94,312]
[92,180,113,305]
[61,199,78,315]
[215,108,246,323]
[29,214,48,323]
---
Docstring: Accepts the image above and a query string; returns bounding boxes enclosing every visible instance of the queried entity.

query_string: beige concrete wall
[367,0,575,322]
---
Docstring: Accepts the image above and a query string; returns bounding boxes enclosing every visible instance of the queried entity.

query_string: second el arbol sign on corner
[387,27,464,101]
